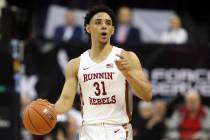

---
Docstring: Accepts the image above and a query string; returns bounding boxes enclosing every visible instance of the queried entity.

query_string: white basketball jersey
[77,46,132,124]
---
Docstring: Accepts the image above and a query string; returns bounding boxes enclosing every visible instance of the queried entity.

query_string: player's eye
[106,21,111,25]
[95,21,101,24]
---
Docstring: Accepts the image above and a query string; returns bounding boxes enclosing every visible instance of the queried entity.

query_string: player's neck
[89,42,112,61]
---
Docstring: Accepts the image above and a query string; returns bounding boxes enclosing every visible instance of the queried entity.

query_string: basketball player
[53,5,152,140]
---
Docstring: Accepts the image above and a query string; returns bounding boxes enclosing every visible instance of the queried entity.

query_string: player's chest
[78,62,124,86]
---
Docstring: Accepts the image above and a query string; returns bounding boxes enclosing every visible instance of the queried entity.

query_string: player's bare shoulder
[66,57,80,77]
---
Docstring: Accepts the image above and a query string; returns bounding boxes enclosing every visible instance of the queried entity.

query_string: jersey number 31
[93,81,107,96]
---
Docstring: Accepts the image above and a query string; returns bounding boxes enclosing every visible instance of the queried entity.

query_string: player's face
[185,95,200,112]
[86,12,114,44]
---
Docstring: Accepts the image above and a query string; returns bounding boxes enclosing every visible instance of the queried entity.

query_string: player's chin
[99,39,109,44]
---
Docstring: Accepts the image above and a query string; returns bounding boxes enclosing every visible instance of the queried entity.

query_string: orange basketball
[22,100,57,135]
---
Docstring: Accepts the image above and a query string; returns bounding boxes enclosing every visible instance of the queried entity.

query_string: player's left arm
[115,51,152,101]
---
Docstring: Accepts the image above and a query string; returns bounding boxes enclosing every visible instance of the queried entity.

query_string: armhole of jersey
[125,81,133,121]
[128,86,133,120]
[77,52,85,80]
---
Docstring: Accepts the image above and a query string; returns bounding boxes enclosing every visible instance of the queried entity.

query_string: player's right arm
[54,57,80,114]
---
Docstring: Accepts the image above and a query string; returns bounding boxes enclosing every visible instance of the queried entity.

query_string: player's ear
[85,25,91,34]
[111,26,115,35]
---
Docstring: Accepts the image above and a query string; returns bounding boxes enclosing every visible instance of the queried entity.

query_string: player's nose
[101,22,107,30]
[101,26,107,30]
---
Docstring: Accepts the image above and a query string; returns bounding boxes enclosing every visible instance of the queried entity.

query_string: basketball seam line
[27,108,42,134]
[30,106,53,129]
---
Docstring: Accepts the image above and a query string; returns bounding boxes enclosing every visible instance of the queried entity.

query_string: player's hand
[35,98,55,108]
[115,54,132,76]
[35,98,49,104]
[36,98,48,102]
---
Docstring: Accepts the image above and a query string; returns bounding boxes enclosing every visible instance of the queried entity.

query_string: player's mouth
[101,32,107,36]
[100,32,108,39]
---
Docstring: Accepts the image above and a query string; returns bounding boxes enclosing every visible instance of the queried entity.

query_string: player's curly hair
[84,5,116,35]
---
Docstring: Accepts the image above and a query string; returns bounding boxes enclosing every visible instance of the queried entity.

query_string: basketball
[22,100,57,135]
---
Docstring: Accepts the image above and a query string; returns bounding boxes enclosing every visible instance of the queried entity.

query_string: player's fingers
[121,61,129,66]
[48,103,55,109]
[119,60,128,67]
[121,64,127,70]
[115,60,122,65]
[115,61,121,69]
[36,98,48,103]
[115,60,123,70]
[118,66,124,70]
[116,59,127,64]
[36,98,43,101]
[118,60,125,68]
[116,54,124,60]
